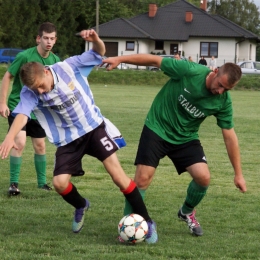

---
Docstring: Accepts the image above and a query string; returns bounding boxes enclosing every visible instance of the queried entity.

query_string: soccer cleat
[39,184,52,191]
[178,209,203,236]
[72,199,90,233]
[8,183,20,196]
[117,235,126,243]
[145,220,158,244]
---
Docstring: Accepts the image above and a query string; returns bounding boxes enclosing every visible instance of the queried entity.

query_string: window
[200,42,218,57]
[126,41,135,51]
[254,62,260,70]
[155,40,164,50]
[240,62,253,69]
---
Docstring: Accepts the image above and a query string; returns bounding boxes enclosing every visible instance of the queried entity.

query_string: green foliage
[208,0,260,35]
[1,64,260,90]
[0,0,203,57]
[89,69,260,90]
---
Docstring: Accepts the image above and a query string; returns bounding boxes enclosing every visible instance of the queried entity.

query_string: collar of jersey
[45,66,59,89]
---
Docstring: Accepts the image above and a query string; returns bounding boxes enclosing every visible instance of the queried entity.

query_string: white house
[87,0,260,69]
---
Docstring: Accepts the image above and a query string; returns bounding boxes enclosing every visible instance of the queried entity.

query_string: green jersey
[8,46,60,119]
[145,58,233,144]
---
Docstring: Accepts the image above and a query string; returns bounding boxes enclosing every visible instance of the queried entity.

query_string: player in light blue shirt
[0,29,158,243]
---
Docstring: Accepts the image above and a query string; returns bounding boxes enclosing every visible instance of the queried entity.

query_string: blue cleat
[72,199,90,233]
[145,220,158,244]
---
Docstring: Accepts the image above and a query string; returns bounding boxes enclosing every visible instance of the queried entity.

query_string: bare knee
[187,163,211,187]
[14,137,26,153]
[53,175,70,193]
[32,138,46,154]
[134,165,155,189]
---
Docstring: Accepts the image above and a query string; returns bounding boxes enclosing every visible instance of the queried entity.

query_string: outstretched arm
[222,128,246,192]
[103,54,163,71]
[79,29,105,56]
[0,114,28,159]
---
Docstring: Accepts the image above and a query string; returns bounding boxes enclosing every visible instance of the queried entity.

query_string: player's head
[206,63,242,94]
[36,22,57,52]
[174,52,180,60]
[38,22,57,37]
[218,62,242,86]
[20,62,53,94]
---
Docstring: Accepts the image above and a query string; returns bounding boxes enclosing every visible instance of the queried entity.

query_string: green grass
[0,83,260,260]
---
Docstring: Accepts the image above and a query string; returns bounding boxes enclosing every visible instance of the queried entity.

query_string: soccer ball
[118,213,148,243]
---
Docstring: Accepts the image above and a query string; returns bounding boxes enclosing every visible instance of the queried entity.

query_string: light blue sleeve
[65,50,102,77]
[12,87,39,119]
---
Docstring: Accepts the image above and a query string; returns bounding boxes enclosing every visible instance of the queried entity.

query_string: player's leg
[124,125,163,215]
[7,113,27,195]
[102,153,158,243]
[53,138,90,233]
[173,140,209,236]
[90,121,157,243]
[103,153,153,221]
[28,119,51,190]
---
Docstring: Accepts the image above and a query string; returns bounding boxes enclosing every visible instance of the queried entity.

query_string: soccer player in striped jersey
[0,29,158,243]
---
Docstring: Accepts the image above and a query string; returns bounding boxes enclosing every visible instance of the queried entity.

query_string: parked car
[0,48,24,63]
[147,54,186,71]
[237,61,260,75]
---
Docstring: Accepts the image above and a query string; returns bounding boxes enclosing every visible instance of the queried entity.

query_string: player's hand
[0,137,18,159]
[234,175,247,193]
[79,29,99,42]
[0,103,10,118]
[102,57,121,71]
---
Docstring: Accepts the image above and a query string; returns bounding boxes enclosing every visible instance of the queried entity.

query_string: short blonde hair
[19,62,45,89]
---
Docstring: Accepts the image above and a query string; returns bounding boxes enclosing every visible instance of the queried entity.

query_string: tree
[208,0,260,60]
[208,0,260,35]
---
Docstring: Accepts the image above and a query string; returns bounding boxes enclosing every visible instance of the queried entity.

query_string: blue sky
[252,0,260,8]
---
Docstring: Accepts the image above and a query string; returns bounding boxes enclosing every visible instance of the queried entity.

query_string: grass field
[0,84,259,260]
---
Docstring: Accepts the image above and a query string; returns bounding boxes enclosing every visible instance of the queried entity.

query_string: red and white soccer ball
[118,213,148,243]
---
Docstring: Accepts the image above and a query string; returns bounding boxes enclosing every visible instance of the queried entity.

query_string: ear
[214,68,218,74]
[36,35,41,44]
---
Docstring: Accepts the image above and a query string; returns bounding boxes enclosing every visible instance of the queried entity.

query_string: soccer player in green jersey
[103,54,247,236]
[0,22,60,195]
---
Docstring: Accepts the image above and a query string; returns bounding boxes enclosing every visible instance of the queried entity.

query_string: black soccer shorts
[135,125,207,174]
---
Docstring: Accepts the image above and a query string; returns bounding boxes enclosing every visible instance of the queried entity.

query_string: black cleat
[39,184,52,191]
[8,183,20,196]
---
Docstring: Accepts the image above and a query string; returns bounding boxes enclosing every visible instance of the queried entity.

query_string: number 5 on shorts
[100,137,114,151]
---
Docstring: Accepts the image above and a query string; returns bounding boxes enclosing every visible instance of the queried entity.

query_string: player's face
[33,70,53,94]
[37,32,57,52]
[207,73,235,95]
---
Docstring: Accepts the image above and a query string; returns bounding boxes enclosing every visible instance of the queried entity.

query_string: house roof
[95,0,260,42]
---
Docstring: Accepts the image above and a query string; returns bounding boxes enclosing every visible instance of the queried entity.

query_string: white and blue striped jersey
[13,50,116,147]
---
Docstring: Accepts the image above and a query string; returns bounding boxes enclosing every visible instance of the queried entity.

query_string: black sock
[123,186,151,222]
[60,183,86,209]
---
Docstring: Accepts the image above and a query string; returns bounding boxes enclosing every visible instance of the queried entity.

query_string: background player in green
[103,54,247,236]
[0,22,59,195]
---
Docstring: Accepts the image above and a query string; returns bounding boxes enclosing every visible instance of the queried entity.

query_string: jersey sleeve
[12,87,39,119]
[65,50,102,77]
[214,94,234,129]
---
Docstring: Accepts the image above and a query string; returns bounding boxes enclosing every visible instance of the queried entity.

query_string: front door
[170,44,178,55]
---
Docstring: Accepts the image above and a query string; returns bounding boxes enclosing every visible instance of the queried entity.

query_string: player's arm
[79,29,105,56]
[0,71,13,118]
[222,128,247,192]
[103,54,163,71]
[0,113,28,159]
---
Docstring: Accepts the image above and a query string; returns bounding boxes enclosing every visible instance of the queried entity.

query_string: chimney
[149,3,157,18]
[200,0,207,11]
[185,11,193,23]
